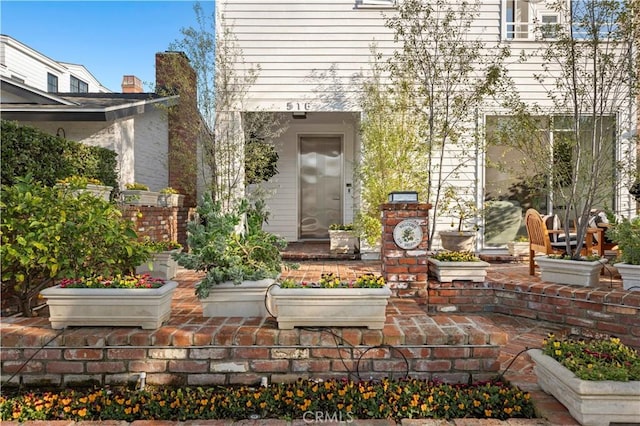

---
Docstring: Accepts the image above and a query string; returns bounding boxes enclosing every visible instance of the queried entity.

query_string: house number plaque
[393,219,423,250]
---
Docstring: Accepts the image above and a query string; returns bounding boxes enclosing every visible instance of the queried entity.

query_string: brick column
[381,202,431,301]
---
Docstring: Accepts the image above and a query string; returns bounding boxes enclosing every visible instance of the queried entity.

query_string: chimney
[121,75,143,93]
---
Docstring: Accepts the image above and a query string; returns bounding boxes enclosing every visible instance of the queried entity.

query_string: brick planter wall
[121,206,195,248]
[381,203,431,302]
[426,280,640,350]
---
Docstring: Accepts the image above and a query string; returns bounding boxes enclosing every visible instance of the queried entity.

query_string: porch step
[281,241,360,261]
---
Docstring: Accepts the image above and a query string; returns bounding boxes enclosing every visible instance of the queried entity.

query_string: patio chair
[524,209,601,275]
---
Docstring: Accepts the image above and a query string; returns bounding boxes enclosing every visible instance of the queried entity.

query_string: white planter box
[199,278,276,317]
[529,349,640,426]
[159,193,184,207]
[536,256,607,287]
[507,241,529,256]
[439,231,476,252]
[359,239,381,260]
[615,262,640,291]
[268,286,391,329]
[329,230,359,254]
[121,190,160,206]
[427,258,490,283]
[41,281,178,330]
[136,250,180,280]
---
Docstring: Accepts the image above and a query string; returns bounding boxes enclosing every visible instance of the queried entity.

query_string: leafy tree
[355,52,430,245]
[1,177,152,316]
[495,0,639,259]
[381,0,509,249]
[167,3,287,210]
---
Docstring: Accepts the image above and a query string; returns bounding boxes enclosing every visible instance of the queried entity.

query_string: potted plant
[136,240,183,280]
[174,194,287,317]
[1,177,153,317]
[40,274,178,330]
[535,254,607,287]
[328,223,359,254]
[121,182,159,206]
[607,216,640,291]
[528,334,640,426]
[437,187,480,252]
[427,250,490,283]
[158,187,184,208]
[56,175,113,202]
[507,235,529,257]
[268,273,391,329]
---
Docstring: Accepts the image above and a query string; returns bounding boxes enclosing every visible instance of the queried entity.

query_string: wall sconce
[292,112,307,119]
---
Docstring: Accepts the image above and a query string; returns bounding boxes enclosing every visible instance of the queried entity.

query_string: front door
[299,136,343,239]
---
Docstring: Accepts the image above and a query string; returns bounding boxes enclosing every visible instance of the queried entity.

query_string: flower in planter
[58,274,166,289]
[329,223,355,231]
[542,334,640,381]
[430,251,481,262]
[57,175,104,188]
[125,182,149,191]
[160,187,179,195]
[143,239,182,252]
[279,272,385,288]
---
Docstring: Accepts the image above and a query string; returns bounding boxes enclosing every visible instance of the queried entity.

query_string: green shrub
[0,177,152,316]
[0,120,117,189]
[606,216,640,265]
[174,194,286,298]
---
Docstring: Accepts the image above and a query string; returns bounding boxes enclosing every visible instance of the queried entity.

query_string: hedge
[1,120,117,188]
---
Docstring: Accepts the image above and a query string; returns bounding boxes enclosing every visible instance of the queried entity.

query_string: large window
[70,75,88,93]
[47,73,58,92]
[484,114,616,247]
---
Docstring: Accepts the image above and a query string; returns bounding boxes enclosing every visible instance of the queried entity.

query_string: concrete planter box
[427,258,490,283]
[360,239,381,260]
[159,193,184,207]
[268,286,391,329]
[329,230,359,254]
[121,190,159,206]
[136,250,180,280]
[439,231,476,252]
[507,241,529,256]
[57,184,113,202]
[40,281,178,330]
[199,278,276,317]
[615,262,640,291]
[536,256,607,287]
[528,349,640,426]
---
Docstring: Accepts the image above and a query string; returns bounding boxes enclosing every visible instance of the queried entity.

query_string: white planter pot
[427,258,490,283]
[158,193,184,207]
[58,184,113,202]
[268,286,391,329]
[199,278,276,317]
[136,250,180,280]
[40,281,178,330]
[535,256,607,287]
[439,231,476,252]
[121,190,160,206]
[329,230,359,254]
[528,349,640,426]
[615,262,640,291]
[359,238,381,260]
[507,241,529,256]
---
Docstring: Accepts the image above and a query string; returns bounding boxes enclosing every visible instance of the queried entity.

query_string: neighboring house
[0,35,201,205]
[216,0,637,249]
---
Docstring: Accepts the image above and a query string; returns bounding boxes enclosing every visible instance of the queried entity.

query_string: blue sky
[1,1,215,92]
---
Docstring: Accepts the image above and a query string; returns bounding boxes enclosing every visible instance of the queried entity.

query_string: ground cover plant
[542,334,640,381]
[0,378,534,422]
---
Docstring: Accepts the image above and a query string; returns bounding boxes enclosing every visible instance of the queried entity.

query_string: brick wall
[121,206,195,248]
[426,280,640,350]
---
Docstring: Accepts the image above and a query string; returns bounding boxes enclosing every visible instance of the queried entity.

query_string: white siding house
[0,35,177,193]
[217,0,637,248]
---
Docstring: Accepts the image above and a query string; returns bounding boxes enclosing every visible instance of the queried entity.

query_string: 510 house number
[286,102,311,111]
